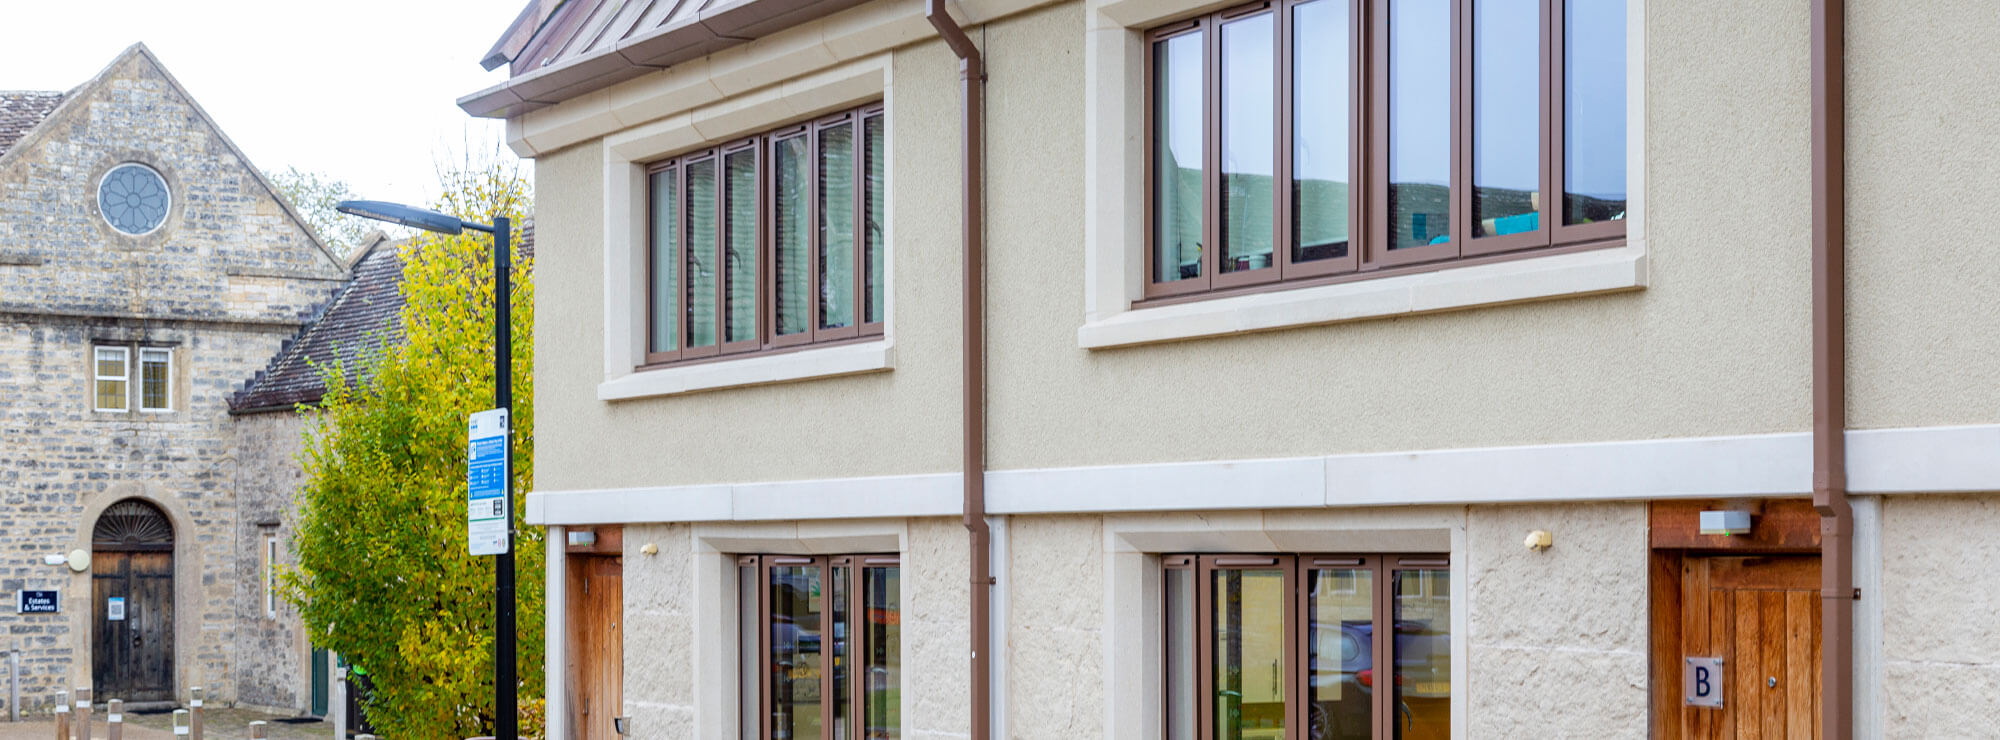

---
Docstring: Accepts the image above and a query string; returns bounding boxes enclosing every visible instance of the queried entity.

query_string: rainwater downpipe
[924,3,992,740]
[1811,0,1854,737]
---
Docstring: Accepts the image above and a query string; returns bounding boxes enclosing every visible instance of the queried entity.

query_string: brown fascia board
[509,50,652,101]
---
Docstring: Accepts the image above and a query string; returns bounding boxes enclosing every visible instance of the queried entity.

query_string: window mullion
[1202,16,1221,290]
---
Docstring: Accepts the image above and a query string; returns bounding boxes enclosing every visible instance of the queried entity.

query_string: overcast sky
[1,0,524,208]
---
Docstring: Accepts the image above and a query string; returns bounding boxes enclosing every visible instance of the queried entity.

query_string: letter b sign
[1685,657,1724,708]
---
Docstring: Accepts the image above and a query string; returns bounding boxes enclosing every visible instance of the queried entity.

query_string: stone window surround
[597,55,897,402]
[91,341,179,415]
[1101,509,1468,739]
[1078,0,1648,349]
[86,152,186,250]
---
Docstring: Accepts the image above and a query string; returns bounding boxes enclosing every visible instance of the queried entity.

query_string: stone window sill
[597,340,891,401]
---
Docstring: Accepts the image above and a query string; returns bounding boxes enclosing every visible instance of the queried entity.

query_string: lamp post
[335,200,516,740]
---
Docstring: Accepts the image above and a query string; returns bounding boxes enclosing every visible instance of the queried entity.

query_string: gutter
[1810,0,1854,737]
[924,3,991,740]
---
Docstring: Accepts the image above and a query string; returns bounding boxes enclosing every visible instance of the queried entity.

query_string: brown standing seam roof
[229,223,536,414]
[0,91,65,157]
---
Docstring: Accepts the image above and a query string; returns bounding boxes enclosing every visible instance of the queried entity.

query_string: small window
[645,104,887,367]
[139,348,172,412]
[94,347,130,412]
[1163,554,1451,740]
[264,532,280,619]
[738,554,900,740]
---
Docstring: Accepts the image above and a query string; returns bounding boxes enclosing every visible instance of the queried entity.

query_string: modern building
[461,0,2000,738]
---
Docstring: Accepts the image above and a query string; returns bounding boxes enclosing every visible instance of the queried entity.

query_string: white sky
[0,0,525,208]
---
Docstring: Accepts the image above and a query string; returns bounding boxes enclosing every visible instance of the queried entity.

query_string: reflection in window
[650,167,681,353]
[1389,0,1452,250]
[724,148,760,344]
[1154,31,1205,283]
[771,565,824,740]
[1393,569,1450,739]
[1292,0,1350,263]
[1564,0,1626,225]
[1212,568,1286,740]
[863,115,887,325]
[1473,0,1541,237]
[774,136,811,337]
[1165,565,1196,740]
[1307,568,1372,740]
[1220,12,1276,274]
[820,124,857,330]
[686,158,719,349]
[863,565,900,740]
[745,557,900,740]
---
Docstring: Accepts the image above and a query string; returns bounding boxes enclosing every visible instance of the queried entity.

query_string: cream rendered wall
[1845,0,2000,430]
[1005,516,1104,739]
[1878,494,2000,736]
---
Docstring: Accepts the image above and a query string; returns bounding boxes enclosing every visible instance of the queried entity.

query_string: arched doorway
[91,499,175,702]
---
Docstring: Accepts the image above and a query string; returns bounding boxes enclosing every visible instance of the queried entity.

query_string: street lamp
[335,200,518,740]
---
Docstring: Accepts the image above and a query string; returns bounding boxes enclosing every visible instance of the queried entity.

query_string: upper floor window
[99,163,171,236]
[1146,0,1625,301]
[645,105,886,367]
[738,554,901,740]
[93,345,173,413]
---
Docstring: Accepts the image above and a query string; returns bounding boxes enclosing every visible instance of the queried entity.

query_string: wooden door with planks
[1671,556,1821,739]
[91,551,175,702]
[567,550,624,740]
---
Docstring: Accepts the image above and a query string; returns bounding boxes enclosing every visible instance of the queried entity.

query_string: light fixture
[334,200,466,235]
[1523,530,1554,552]
[566,530,597,548]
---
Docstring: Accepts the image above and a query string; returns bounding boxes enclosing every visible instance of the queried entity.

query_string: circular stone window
[98,163,171,235]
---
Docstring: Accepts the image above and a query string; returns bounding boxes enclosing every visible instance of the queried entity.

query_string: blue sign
[16,590,57,614]
[467,409,510,556]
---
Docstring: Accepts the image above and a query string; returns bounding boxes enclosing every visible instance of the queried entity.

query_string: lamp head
[336,200,465,235]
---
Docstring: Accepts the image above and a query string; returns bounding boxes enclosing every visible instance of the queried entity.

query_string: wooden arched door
[92,499,175,702]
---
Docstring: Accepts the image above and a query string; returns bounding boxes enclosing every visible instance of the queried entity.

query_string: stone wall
[228,411,313,711]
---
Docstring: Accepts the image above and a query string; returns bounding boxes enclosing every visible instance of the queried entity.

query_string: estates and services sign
[16,590,58,614]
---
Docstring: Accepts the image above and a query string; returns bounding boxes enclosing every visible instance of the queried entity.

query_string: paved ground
[0,708,335,740]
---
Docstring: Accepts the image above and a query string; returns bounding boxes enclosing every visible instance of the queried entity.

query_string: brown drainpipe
[926,3,991,740]
[1811,0,1853,737]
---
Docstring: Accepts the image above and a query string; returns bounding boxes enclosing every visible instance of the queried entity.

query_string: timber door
[1661,556,1821,738]
[91,500,176,703]
[567,549,624,740]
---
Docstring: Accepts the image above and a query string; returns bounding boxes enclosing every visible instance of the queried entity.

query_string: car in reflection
[1305,620,1448,739]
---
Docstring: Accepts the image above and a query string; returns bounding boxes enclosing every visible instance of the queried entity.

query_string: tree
[267,166,387,259]
[285,162,540,740]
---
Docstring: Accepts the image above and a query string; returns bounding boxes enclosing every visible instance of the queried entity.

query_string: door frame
[565,527,624,740]
[74,487,196,707]
[1648,498,1822,738]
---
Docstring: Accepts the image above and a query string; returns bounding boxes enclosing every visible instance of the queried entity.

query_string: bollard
[73,688,90,740]
[106,700,122,740]
[170,709,189,738]
[187,687,202,740]
[247,720,266,740]
[8,648,17,723]
[52,691,68,740]
[356,735,377,740]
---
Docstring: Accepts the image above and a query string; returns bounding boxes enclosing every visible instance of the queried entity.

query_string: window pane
[832,566,851,740]
[724,148,759,344]
[1389,0,1452,250]
[1165,567,1196,740]
[1154,31,1204,283]
[1211,568,1285,740]
[775,137,811,337]
[1563,0,1626,225]
[820,123,857,330]
[1393,569,1450,740]
[1306,568,1373,740]
[863,114,886,325]
[96,348,126,379]
[1292,0,1350,263]
[864,566,900,740]
[740,564,761,740]
[651,168,680,353]
[1473,0,1541,237]
[687,158,719,349]
[772,565,824,740]
[140,350,169,410]
[96,380,127,411]
[1219,13,1275,274]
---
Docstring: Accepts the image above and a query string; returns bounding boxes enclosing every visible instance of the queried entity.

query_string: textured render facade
[0,45,349,713]
[480,0,2000,737]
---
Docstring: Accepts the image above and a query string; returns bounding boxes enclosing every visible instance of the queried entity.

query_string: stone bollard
[170,709,189,738]
[52,691,68,740]
[73,688,91,740]
[357,735,378,740]
[247,721,266,740]
[106,700,123,740]
[186,687,202,740]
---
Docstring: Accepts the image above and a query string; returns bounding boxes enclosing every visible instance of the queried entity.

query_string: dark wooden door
[567,554,624,740]
[92,551,175,702]
[1668,556,1821,739]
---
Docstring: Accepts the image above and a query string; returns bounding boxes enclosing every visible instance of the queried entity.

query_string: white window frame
[265,532,280,619]
[93,346,130,413]
[138,347,174,413]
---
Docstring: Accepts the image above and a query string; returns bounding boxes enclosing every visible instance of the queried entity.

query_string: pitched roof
[229,223,536,414]
[0,91,65,157]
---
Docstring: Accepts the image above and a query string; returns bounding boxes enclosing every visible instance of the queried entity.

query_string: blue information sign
[467,409,510,556]
[16,590,58,614]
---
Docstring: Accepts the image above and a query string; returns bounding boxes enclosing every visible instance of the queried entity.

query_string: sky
[0,0,524,208]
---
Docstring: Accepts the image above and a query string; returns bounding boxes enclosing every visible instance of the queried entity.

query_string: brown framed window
[1163,553,1451,740]
[1144,0,1625,302]
[645,104,887,367]
[738,554,901,740]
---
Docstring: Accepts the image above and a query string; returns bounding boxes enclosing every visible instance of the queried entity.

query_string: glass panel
[650,168,681,353]
[96,348,125,379]
[1392,569,1450,740]
[1292,0,1349,263]
[863,114,886,325]
[774,137,811,337]
[1473,0,1541,237]
[95,348,126,411]
[95,379,126,411]
[1389,0,1452,250]
[1563,0,1626,225]
[741,564,760,740]
[1220,13,1275,274]
[1153,31,1205,283]
[772,565,824,740]
[140,350,169,410]
[831,567,851,740]
[686,158,719,349]
[1211,568,1285,740]
[1306,568,1374,740]
[820,123,857,330]
[724,149,759,344]
[1165,567,1196,740]
[863,566,901,740]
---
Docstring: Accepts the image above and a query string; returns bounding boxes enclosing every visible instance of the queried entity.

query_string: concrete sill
[597,340,891,401]
[1077,243,1648,349]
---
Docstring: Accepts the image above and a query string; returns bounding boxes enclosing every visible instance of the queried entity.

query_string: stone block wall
[227,411,312,711]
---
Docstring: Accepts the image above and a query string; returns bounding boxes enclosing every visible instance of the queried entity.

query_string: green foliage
[285,163,540,740]
[267,166,390,259]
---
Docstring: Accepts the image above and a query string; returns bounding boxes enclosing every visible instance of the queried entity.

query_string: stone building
[0,44,347,712]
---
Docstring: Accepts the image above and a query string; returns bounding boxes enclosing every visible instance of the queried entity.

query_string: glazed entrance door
[567,554,624,740]
[92,550,175,702]
[1671,556,1821,738]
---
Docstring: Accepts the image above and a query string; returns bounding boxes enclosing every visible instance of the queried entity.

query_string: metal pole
[492,215,517,740]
